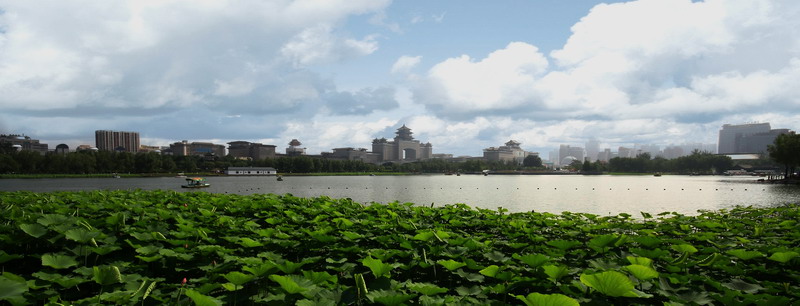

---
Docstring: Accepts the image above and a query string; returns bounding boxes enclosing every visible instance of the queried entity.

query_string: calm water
[1,175,798,215]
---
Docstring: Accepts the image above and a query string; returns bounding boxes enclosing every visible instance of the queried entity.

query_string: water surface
[1,175,797,215]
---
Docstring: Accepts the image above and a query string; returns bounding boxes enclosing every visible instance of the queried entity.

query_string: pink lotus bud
[181,277,187,286]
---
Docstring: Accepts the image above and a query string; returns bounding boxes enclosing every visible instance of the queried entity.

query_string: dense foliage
[768,133,800,179]
[0,149,523,175]
[571,151,736,174]
[1,190,797,305]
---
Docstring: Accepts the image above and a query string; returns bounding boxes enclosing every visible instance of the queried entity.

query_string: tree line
[0,144,531,175]
[571,151,736,174]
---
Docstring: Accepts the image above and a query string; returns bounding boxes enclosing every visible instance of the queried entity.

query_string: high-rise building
[585,138,600,162]
[95,130,139,153]
[228,141,276,160]
[169,140,225,157]
[558,145,585,166]
[717,123,771,154]
[0,134,48,154]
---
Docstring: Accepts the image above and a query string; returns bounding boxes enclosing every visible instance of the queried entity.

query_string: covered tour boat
[182,177,210,188]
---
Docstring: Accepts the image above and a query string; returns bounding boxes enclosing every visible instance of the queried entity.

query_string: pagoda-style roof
[288,139,302,146]
[395,124,414,140]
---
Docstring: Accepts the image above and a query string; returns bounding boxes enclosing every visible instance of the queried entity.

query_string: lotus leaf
[580,270,640,297]
[362,257,394,278]
[625,264,659,280]
[725,249,763,261]
[767,251,798,263]
[184,289,223,306]
[514,292,580,306]
[437,259,466,271]
[407,282,448,295]
[19,223,48,238]
[41,254,78,269]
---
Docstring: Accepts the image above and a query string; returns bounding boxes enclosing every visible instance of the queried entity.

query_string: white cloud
[391,55,422,75]
[414,42,549,115]
[0,0,390,114]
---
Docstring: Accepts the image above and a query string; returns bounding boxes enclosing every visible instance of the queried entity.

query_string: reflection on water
[1,175,798,215]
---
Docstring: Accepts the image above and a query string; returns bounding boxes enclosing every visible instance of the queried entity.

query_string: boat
[175,172,187,178]
[182,177,210,188]
[277,176,284,181]
[654,172,662,177]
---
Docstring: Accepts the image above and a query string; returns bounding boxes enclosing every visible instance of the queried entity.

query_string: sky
[1,0,799,157]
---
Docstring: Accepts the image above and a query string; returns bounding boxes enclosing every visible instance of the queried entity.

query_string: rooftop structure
[0,134,49,154]
[371,125,432,163]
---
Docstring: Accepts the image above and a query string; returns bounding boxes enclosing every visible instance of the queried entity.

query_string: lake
[1,175,797,215]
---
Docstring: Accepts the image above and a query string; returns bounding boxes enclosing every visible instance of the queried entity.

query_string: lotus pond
[0,190,798,305]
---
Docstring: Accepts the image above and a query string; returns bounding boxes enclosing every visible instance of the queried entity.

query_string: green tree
[768,133,800,179]
[523,155,543,167]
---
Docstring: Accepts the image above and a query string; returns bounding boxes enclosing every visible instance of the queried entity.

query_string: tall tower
[395,125,414,141]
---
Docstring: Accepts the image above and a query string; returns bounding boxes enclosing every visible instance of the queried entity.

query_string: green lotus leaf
[515,292,580,306]
[632,236,662,248]
[413,231,436,242]
[542,265,569,283]
[513,253,550,269]
[768,251,799,263]
[19,223,48,238]
[626,256,653,267]
[185,289,223,306]
[243,262,277,277]
[32,271,86,288]
[407,282,448,296]
[588,234,620,249]
[721,279,764,294]
[362,257,394,278]
[546,240,581,251]
[455,270,485,282]
[437,259,466,271]
[135,245,159,255]
[37,214,70,226]
[0,251,23,264]
[478,265,500,278]
[0,272,29,303]
[92,265,122,286]
[269,274,310,295]
[726,249,763,261]
[366,289,416,306]
[65,228,100,243]
[302,270,337,285]
[483,251,510,263]
[223,271,254,286]
[41,254,78,269]
[671,244,698,254]
[625,264,659,280]
[238,237,263,248]
[697,253,722,266]
[580,271,639,297]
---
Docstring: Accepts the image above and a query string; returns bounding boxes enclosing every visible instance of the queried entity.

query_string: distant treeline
[576,151,736,174]
[0,147,521,175]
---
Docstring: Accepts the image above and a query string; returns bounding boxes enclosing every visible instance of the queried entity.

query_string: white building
[226,167,277,176]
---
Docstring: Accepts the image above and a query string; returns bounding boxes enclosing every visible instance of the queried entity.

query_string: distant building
[558,145,585,166]
[585,139,600,162]
[138,145,162,153]
[285,139,306,156]
[169,140,225,157]
[76,144,97,152]
[55,144,69,154]
[95,130,139,153]
[597,148,613,163]
[483,140,534,165]
[717,123,771,154]
[226,167,277,176]
[323,147,379,163]
[618,146,635,158]
[736,129,792,154]
[371,125,432,163]
[228,141,276,160]
[0,134,48,154]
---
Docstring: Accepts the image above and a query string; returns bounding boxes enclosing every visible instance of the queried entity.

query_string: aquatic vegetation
[0,190,797,305]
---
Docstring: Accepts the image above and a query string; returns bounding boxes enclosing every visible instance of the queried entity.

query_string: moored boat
[182,177,210,188]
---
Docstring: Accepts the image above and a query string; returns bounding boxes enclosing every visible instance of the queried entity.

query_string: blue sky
[1,0,798,157]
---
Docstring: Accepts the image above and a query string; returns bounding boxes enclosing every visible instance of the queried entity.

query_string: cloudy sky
[1,0,798,157]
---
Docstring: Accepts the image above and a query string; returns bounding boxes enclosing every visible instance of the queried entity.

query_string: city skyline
[1,1,799,156]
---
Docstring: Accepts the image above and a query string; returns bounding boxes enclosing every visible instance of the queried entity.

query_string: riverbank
[1,190,797,304]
